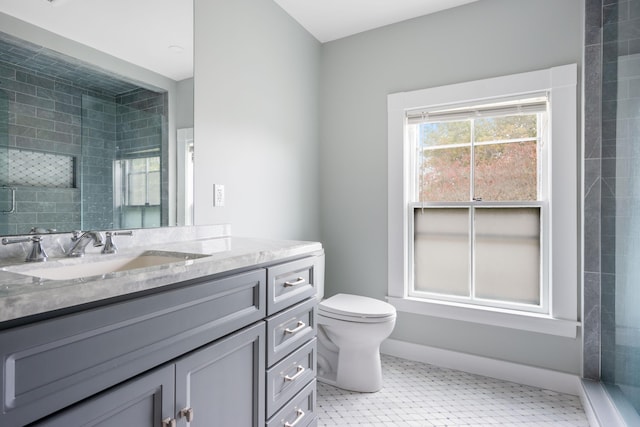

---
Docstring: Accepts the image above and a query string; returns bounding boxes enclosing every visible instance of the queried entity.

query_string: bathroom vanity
[0,226,323,427]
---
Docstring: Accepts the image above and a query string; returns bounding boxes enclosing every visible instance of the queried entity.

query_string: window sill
[387,296,579,338]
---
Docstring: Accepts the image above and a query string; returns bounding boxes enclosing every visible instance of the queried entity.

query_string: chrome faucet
[68,231,104,257]
[2,235,48,262]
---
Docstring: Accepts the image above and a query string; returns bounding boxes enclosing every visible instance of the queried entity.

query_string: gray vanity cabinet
[36,322,265,427]
[0,250,324,427]
[0,269,266,426]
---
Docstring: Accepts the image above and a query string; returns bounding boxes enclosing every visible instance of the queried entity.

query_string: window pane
[421,121,470,148]
[474,208,540,305]
[475,114,537,142]
[414,208,470,296]
[474,141,537,201]
[128,173,146,205]
[419,147,470,202]
[130,158,147,173]
[148,171,160,205]
[148,156,160,172]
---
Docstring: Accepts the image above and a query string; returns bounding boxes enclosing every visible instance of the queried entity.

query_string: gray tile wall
[0,56,168,234]
[0,60,90,234]
[584,0,604,381]
[81,94,116,230]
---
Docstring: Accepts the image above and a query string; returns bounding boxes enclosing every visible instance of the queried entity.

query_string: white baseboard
[380,338,581,396]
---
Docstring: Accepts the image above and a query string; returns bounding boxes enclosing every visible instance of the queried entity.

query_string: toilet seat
[319,293,396,323]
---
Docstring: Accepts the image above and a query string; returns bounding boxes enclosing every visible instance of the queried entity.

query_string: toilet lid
[319,293,396,320]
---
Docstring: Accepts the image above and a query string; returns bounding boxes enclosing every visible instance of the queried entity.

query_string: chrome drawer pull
[284,365,305,381]
[284,321,305,335]
[284,277,306,287]
[162,417,176,427]
[180,407,194,422]
[284,409,305,427]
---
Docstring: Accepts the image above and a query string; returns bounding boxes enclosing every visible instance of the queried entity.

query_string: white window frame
[387,64,579,337]
[407,99,549,314]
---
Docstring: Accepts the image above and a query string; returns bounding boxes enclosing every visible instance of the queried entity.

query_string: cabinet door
[175,322,265,427]
[33,365,175,427]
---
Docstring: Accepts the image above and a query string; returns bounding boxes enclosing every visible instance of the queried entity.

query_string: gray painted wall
[193,0,321,241]
[318,0,584,373]
[176,78,193,130]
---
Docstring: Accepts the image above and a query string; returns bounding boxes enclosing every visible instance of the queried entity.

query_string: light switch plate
[213,184,225,207]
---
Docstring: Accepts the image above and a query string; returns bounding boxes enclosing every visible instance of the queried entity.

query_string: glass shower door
[113,101,163,229]
[81,94,165,230]
[600,5,640,419]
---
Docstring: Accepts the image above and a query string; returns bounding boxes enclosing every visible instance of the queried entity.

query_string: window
[123,156,161,207]
[407,97,548,313]
[387,65,579,337]
[113,154,162,228]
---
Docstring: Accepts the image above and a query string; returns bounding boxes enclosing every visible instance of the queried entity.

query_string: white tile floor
[317,355,590,426]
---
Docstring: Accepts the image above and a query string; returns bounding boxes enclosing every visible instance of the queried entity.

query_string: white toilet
[316,293,396,393]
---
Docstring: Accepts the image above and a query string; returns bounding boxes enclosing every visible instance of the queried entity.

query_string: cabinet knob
[180,407,195,422]
[162,417,176,427]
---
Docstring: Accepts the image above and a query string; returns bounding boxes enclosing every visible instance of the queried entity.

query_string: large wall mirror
[0,0,194,236]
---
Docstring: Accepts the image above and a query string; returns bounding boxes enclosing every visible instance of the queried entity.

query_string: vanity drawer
[267,255,324,315]
[266,297,316,366]
[266,379,316,427]
[0,269,266,427]
[266,338,316,418]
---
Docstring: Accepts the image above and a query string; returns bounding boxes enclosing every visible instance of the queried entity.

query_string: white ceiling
[273,0,479,43]
[0,0,478,81]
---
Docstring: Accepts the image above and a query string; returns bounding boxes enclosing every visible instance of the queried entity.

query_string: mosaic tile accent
[317,355,589,427]
[6,148,74,188]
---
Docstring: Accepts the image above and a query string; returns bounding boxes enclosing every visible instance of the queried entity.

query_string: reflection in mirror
[81,92,167,230]
[0,4,193,236]
[177,128,194,226]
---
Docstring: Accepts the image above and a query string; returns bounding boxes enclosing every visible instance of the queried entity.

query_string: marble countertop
[0,228,322,324]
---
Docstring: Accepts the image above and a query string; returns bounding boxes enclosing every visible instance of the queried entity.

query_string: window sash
[408,202,547,314]
[411,111,546,204]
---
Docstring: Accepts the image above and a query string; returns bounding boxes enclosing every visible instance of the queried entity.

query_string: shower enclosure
[584,0,640,423]
[81,93,166,231]
[600,1,640,417]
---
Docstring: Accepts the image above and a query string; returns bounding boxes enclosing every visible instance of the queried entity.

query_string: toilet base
[317,322,390,393]
[336,346,383,392]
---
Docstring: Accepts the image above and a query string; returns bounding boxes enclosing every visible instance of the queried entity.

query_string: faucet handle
[102,231,133,254]
[2,235,48,262]
[26,236,48,263]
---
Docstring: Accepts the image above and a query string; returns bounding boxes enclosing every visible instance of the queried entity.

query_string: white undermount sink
[4,250,210,281]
